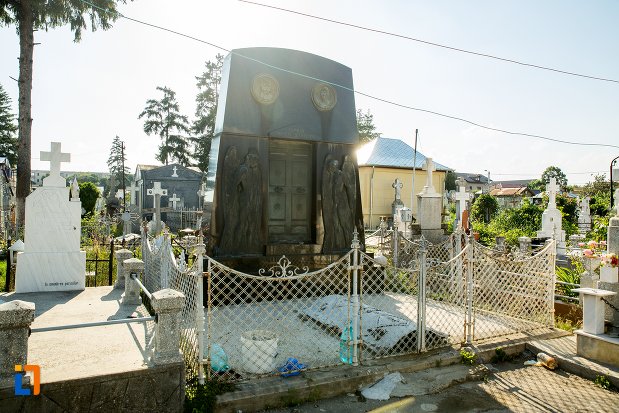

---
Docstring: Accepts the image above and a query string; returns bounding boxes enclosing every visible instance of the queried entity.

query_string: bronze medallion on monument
[251,73,280,105]
[312,82,337,112]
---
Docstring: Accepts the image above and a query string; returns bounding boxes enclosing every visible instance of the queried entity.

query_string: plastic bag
[210,343,230,372]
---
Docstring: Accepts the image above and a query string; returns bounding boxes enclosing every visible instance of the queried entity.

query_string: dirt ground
[262,353,619,413]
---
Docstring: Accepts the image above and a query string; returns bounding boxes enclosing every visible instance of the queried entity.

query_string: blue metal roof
[357,137,451,171]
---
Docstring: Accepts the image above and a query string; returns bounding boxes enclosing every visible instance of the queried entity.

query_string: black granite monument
[204,47,364,261]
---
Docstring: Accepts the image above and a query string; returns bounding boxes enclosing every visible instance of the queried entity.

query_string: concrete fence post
[0,300,35,388]
[122,258,144,305]
[518,236,532,255]
[151,289,185,365]
[114,249,133,289]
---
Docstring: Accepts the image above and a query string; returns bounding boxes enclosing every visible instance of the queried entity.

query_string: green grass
[0,259,6,291]
[555,316,582,333]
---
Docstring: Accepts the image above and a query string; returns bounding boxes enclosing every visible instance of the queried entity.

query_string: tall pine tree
[1,0,130,227]
[0,83,18,166]
[192,54,224,173]
[106,135,129,195]
[139,86,191,166]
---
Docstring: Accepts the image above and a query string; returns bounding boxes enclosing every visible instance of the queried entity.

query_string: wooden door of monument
[268,140,312,243]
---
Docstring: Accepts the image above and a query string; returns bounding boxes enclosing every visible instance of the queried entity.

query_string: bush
[471,194,499,223]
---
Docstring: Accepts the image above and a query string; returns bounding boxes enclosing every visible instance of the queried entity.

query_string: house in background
[455,172,491,193]
[357,137,451,229]
[489,185,535,209]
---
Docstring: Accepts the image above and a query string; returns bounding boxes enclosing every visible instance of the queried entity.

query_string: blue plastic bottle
[339,324,353,364]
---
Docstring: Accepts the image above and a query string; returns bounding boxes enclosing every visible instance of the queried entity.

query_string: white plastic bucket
[240,330,278,374]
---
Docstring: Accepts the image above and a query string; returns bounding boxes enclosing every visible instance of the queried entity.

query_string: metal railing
[30,316,156,334]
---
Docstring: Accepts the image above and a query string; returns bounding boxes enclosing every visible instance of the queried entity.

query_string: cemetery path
[262,352,619,413]
[0,286,154,383]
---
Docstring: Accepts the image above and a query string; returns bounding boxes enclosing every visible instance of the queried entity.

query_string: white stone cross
[127,182,139,205]
[197,182,207,208]
[547,177,559,208]
[115,189,124,200]
[172,166,179,177]
[454,183,472,227]
[422,157,436,193]
[40,142,70,187]
[392,178,403,200]
[169,193,181,210]
[147,181,168,197]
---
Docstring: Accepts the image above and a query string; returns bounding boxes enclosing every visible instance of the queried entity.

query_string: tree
[471,194,499,223]
[79,181,100,217]
[444,171,457,191]
[192,54,223,173]
[106,135,130,194]
[1,0,130,227]
[139,86,191,166]
[541,166,568,190]
[356,109,381,144]
[0,83,18,166]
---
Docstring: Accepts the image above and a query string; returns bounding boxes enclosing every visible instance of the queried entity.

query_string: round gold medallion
[312,83,337,111]
[251,73,279,105]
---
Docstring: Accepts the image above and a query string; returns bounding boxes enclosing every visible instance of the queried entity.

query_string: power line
[239,1,619,85]
[78,0,619,150]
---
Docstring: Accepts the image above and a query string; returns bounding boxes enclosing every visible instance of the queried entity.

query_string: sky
[0,0,618,186]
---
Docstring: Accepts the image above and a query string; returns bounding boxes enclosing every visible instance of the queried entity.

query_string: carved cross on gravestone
[172,166,179,177]
[147,182,168,234]
[169,193,181,210]
[547,177,559,208]
[422,157,436,194]
[392,178,403,201]
[40,142,70,187]
[454,181,472,228]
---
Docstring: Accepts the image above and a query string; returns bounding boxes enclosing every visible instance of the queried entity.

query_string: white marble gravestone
[416,158,443,242]
[537,178,566,255]
[577,196,592,234]
[15,142,86,293]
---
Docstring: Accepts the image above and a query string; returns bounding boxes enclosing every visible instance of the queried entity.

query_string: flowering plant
[601,253,618,268]
[580,240,607,258]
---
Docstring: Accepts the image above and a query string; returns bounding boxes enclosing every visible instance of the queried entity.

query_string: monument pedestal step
[15,251,86,293]
[575,330,619,368]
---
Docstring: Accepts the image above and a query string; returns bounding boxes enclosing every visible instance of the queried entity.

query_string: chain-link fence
[139,227,556,384]
[205,253,352,381]
[141,228,205,382]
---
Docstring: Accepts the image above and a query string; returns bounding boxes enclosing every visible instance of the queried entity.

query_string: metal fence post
[108,239,114,285]
[393,224,399,268]
[417,236,427,353]
[4,236,11,292]
[195,236,206,384]
[465,234,474,345]
[350,228,361,366]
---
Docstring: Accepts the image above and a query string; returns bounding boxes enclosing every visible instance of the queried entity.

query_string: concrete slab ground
[527,334,619,388]
[263,352,619,413]
[0,286,155,383]
[215,329,570,413]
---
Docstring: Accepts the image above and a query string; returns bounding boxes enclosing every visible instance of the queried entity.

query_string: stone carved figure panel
[322,154,356,252]
[219,146,263,254]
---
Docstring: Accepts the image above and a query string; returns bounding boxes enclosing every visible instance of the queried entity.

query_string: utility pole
[121,141,126,211]
[411,129,418,213]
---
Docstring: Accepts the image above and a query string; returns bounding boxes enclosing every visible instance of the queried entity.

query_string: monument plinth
[15,142,86,293]
[417,158,445,243]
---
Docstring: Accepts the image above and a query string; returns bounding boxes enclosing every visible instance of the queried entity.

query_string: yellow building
[356,137,451,229]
